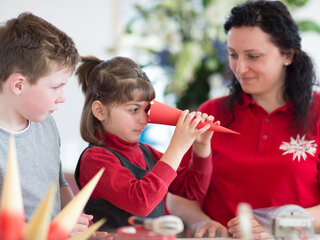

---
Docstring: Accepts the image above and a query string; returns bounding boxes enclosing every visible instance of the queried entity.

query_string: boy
[0,12,90,236]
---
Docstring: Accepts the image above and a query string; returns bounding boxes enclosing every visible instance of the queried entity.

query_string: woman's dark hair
[224,0,316,132]
[76,56,155,145]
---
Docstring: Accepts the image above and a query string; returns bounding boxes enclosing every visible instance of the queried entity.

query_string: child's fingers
[197,123,211,134]
[190,113,203,129]
[198,112,215,124]
[177,109,189,126]
[183,111,197,126]
[214,120,220,125]
[200,113,208,123]
[195,111,202,118]
[207,115,215,123]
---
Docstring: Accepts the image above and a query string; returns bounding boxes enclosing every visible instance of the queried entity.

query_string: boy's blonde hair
[76,56,155,145]
[0,12,79,91]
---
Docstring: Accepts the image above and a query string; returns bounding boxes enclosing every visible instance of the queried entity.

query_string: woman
[166,0,319,238]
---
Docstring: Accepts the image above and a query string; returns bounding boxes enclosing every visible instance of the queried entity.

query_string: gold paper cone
[0,134,25,239]
[0,135,24,211]
[23,183,57,240]
[48,168,104,239]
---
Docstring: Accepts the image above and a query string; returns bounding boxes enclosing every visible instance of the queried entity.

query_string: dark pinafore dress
[74,143,165,231]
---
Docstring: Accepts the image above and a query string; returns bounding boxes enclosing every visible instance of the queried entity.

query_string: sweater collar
[102,131,139,150]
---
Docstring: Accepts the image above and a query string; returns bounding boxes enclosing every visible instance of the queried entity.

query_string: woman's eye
[249,55,260,59]
[228,53,237,58]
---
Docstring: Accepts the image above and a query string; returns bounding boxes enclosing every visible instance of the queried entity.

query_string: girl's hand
[162,110,211,171]
[169,110,211,155]
[194,112,217,145]
[192,112,217,158]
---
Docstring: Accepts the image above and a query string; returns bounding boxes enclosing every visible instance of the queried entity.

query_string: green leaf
[298,20,320,33]
[283,0,309,7]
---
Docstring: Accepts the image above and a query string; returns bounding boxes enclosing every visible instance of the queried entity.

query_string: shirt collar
[238,91,293,113]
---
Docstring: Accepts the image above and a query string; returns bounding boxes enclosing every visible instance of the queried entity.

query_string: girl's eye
[129,108,138,113]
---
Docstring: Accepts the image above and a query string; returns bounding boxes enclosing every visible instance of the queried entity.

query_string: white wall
[0,0,319,173]
[0,0,115,173]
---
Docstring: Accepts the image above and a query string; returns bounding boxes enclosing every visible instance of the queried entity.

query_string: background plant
[120,0,320,110]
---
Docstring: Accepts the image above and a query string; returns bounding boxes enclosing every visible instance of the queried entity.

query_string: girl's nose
[140,112,148,124]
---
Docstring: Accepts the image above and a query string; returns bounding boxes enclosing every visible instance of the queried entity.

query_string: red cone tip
[149,100,240,134]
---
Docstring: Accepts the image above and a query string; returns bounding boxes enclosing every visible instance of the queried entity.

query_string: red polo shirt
[183,92,320,227]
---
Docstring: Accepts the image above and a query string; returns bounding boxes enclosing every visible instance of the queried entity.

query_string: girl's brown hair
[76,56,155,145]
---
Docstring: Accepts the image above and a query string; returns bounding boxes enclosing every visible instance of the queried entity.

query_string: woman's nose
[235,59,248,75]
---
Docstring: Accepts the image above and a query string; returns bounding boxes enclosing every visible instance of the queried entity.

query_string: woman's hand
[227,216,274,239]
[190,218,229,238]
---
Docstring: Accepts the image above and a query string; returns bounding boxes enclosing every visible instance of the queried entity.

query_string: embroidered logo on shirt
[279,134,317,161]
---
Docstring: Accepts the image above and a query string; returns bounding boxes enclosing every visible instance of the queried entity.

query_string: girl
[75,56,215,231]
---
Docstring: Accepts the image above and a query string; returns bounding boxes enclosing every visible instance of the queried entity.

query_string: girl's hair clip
[132,67,150,81]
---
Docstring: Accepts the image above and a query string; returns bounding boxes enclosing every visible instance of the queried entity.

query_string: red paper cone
[0,135,25,240]
[0,210,25,240]
[48,168,104,240]
[148,100,239,134]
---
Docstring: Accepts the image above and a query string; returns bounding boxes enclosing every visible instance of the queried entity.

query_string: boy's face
[20,66,71,122]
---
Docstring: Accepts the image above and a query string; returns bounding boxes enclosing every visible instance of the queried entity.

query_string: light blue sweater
[0,115,68,221]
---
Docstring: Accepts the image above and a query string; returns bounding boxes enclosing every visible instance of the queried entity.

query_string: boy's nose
[56,91,65,103]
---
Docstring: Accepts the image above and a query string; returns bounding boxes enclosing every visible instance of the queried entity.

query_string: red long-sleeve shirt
[179,92,320,226]
[78,131,212,216]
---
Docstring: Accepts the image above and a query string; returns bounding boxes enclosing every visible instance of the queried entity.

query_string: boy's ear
[92,100,107,121]
[8,73,26,96]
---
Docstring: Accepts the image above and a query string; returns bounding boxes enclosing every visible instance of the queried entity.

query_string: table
[177,236,320,239]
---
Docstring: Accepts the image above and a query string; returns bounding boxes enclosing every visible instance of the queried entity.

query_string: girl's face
[102,100,151,143]
[227,26,289,101]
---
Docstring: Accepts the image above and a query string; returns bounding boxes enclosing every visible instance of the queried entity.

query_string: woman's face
[227,26,290,101]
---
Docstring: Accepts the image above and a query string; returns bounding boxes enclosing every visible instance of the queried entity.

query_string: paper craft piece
[0,135,25,240]
[48,168,105,240]
[237,203,253,240]
[23,183,57,240]
[148,100,239,134]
